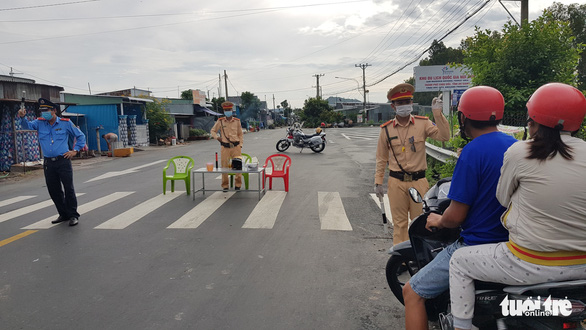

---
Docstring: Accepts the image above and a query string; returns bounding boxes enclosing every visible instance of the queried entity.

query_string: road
[0,127,406,330]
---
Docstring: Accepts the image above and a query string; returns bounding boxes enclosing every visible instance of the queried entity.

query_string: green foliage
[463,16,581,113]
[142,97,172,143]
[210,97,226,113]
[280,100,293,119]
[180,89,193,100]
[426,156,457,187]
[189,128,207,137]
[300,97,334,127]
[547,3,586,91]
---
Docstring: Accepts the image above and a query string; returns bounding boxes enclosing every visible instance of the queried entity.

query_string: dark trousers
[44,158,79,219]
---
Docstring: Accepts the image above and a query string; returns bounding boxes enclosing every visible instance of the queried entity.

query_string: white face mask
[395,105,413,117]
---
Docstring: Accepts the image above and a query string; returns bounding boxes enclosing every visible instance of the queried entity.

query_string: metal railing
[425,142,458,163]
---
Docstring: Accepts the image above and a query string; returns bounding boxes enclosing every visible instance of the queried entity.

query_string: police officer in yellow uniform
[210,101,244,192]
[375,83,450,245]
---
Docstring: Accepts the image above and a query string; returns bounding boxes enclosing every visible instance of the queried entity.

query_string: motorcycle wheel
[310,142,325,153]
[276,140,290,152]
[385,255,418,305]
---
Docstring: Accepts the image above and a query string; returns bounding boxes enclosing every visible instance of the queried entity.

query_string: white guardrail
[425,142,459,163]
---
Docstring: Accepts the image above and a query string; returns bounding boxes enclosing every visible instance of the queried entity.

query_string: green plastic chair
[229,153,252,190]
[163,156,194,195]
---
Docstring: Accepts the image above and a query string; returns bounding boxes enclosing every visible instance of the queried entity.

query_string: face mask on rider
[41,111,53,120]
[395,105,413,117]
[224,111,233,117]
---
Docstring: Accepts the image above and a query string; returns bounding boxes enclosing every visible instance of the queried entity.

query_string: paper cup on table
[206,163,214,171]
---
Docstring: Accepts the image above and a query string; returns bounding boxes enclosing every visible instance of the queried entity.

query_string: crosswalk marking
[0,195,36,208]
[369,193,393,227]
[242,191,287,229]
[318,192,352,231]
[22,192,135,229]
[85,160,166,183]
[95,193,182,229]
[0,193,86,224]
[167,192,235,229]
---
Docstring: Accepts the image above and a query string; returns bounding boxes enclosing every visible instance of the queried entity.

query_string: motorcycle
[385,178,586,329]
[276,124,326,153]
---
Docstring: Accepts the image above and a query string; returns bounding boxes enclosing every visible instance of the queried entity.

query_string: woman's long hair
[527,121,574,161]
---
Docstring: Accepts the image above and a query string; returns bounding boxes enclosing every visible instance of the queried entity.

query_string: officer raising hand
[19,98,86,226]
[374,83,450,245]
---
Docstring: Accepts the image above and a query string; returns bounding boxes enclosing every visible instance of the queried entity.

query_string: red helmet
[526,83,586,132]
[458,86,504,121]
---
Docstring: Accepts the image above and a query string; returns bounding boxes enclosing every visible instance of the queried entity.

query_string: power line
[0,0,99,12]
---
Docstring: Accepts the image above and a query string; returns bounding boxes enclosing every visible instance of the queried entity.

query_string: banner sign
[414,65,474,92]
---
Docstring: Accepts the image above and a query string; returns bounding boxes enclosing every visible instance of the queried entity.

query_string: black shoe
[68,217,79,226]
[51,216,66,224]
[223,188,228,192]
[235,187,241,191]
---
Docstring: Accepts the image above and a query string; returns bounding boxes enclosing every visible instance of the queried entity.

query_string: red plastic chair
[263,154,292,192]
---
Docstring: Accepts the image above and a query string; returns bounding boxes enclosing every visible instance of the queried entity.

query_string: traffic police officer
[375,83,450,245]
[18,98,86,226]
[210,101,244,191]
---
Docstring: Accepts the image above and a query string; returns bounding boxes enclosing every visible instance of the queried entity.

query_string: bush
[189,128,208,137]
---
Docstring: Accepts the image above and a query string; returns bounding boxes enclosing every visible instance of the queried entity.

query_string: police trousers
[387,176,429,245]
[44,157,79,219]
[220,145,242,188]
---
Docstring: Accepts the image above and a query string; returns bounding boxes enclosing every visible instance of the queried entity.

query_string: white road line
[167,192,235,229]
[318,192,352,231]
[0,193,86,224]
[369,193,393,227]
[242,191,287,229]
[95,193,182,229]
[0,195,36,208]
[341,133,352,140]
[22,192,135,229]
[85,160,166,183]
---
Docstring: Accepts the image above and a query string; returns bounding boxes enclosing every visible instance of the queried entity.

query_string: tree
[142,97,173,143]
[463,15,580,123]
[210,96,226,113]
[180,89,193,100]
[300,97,334,127]
[546,2,586,91]
[240,91,262,121]
[280,100,292,119]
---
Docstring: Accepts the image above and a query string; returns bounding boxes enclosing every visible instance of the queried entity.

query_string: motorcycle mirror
[408,187,423,203]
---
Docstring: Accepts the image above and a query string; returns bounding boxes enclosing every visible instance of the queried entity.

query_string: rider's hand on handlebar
[425,212,444,232]
[375,184,385,199]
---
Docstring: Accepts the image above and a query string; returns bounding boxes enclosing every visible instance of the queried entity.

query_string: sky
[0,0,583,109]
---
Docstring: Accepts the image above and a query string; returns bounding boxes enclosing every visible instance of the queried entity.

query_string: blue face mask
[41,111,53,120]
[224,111,233,117]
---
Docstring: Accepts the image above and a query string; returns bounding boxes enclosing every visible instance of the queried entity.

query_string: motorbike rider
[448,83,586,330]
[402,86,517,330]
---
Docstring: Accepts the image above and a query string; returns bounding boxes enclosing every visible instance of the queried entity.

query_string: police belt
[221,142,239,148]
[44,155,65,162]
[389,170,426,182]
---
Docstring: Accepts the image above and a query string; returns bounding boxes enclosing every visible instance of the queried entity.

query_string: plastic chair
[163,156,194,195]
[263,154,292,192]
[229,153,252,189]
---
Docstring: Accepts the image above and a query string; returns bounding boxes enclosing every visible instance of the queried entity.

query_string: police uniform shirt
[210,117,244,146]
[374,109,450,185]
[20,116,86,157]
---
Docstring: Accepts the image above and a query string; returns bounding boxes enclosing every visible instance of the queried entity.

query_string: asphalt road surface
[0,127,407,330]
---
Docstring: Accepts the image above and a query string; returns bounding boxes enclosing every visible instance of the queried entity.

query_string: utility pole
[224,70,229,100]
[313,74,325,98]
[218,74,222,100]
[355,63,371,118]
[521,0,528,26]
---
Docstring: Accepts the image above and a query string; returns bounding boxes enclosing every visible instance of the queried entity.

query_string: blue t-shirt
[448,131,517,245]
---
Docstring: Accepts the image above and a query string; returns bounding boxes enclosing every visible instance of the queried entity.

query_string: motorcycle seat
[503,279,586,295]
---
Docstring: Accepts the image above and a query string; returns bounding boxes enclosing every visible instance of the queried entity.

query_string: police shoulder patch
[414,115,428,120]
[37,117,46,121]
[380,119,393,128]
[60,117,70,121]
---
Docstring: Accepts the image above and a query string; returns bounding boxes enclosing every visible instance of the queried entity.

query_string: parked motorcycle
[385,178,586,329]
[276,125,326,153]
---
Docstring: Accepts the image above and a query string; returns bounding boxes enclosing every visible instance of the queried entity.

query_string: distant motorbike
[386,177,586,329]
[276,125,326,153]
